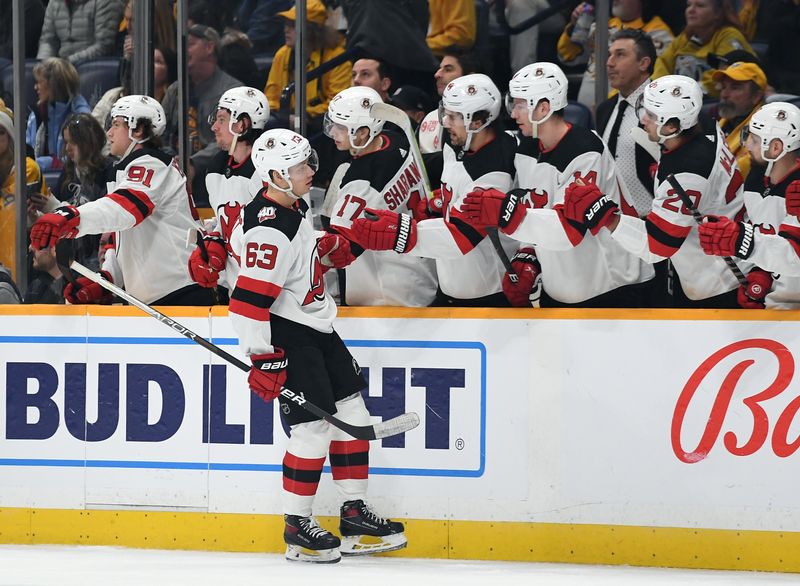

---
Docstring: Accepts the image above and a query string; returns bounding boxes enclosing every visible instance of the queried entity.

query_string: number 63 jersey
[229,191,336,356]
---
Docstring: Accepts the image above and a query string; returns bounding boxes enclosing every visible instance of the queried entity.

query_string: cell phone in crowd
[26,179,42,198]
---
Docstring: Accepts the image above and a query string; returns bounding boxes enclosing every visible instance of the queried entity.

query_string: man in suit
[596,28,658,219]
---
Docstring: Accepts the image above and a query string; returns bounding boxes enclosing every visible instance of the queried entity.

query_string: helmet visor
[438,103,464,128]
[288,148,319,178]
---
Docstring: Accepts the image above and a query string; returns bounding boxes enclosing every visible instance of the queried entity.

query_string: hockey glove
[563,182,619,235]
[502,247,542,307]
[188,233,227,288]
[738,269,773,309]
[64,271,114,304]
[698,216,755,259]
[348,208,417,253]
[461,187,526,234]
[249,348,288,402]
[409,188,444,221]
[785,180,800,218]
[30,205,80,250]
[317,232,357,270]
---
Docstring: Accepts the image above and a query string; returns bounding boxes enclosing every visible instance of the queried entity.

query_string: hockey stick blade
[63,259,419,441]
[664,173,748,287]
[54,239,80,287]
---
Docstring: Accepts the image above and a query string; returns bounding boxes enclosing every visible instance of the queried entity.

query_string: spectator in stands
[117,0,176,84]
[37,0,125,66]
[653,0,754,94]
[162,24,242,205]
[26,58,92,173]
[154,46,178,104]
[559,0,674,107]
[236,0,294,55]
[55,113,112,206]
[0,261,21,303]
[0,0,45,59]
[711,60,767,178]
[390,85,437,132]
[427,0,477,56]
[24,247,65,304]
[505,0,566,74]
[351,58,394,102]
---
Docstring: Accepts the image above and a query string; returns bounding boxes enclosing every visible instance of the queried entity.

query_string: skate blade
[340,533,408,556]
[285,544,341,563]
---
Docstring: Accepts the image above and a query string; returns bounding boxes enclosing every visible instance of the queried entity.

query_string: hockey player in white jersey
[698,102,800,308]
[460,62,653,307]
[187,86,269,298]
[229,129,406,563]
[560,75,751,308]
[30,95,213,305]
[345,74,518,306]
[323,86,437,306]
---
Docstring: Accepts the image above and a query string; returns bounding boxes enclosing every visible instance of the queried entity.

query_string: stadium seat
[77,59,121,109]
[564,100,593,129]
[766,94,800,108]
[1,59,38,111]
[43,170,62,194]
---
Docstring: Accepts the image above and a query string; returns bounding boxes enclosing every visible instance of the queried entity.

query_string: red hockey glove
[785,180,800,218]
[317,232,356,269]
[249,348,288,402]
[64,271,114,304]
[409,188,444,220]
[698,216,755,259]
[738,269,773,309]
[30,205,80,250]
[502,247,541,307]
[348,208,417,253]
[563,182,619,235]
[188,233,227,288]
[461,187,526,234]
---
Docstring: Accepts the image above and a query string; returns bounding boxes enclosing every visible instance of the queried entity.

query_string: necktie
[607,99,629,158]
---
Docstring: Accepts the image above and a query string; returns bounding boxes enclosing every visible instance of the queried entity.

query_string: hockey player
[323,86,437,306]
[30,95,214,306]
[187,86,270,299]
[559,75,751,308]
[698,102,800,308]
[229,129,406,563]
[460,62,654,307]
[344,74,518,306]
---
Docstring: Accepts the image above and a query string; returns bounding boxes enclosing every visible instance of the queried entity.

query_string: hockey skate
[284,515,341,563]
[339,499,408,556]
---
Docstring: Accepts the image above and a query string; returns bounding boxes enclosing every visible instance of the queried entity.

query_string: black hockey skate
[284,515,341,563]
[339,499,408,556]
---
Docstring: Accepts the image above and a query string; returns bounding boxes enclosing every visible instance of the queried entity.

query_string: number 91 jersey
[229,191,336,356]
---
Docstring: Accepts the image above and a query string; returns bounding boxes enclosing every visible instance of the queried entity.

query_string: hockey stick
[369,102,521,285]
[664,173,749,287]
[54,242,419,441]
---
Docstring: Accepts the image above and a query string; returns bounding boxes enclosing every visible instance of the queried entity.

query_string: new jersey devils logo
[302,248,326,305]
[219,202,243,261]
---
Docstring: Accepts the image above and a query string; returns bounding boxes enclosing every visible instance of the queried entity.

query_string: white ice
[2,545,799,586]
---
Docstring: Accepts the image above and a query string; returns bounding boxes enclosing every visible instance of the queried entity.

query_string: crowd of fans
[0,0,799,310]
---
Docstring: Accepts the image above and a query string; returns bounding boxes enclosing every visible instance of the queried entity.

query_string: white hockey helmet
[506,62,569,126]
[745,102,800,166]
[440,73,501,151]
[636,75,702,143]
[324,86,384,151]
[251,129,318,198]
[213,86,270,133]
[110,94,167,140]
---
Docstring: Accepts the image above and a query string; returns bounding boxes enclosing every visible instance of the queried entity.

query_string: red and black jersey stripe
[329,440,369,481]
[283,453,326,497]
[229,275,281,321]
[779,223,800,259]
[447,209,486,254]
[553,203,587,246]
[108,188,155,225]
[645,211,691,257]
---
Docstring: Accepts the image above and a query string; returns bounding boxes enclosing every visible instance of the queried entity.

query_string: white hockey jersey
[510,126,654,304]
[412,133,517,300]
[205,150,263,289]
[612,128,752,300]
[229,193,336,356]
[329,131,437,306]
[76,148,196,304]
[418,109,443,154]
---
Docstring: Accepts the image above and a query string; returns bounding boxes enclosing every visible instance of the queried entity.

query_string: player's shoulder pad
[540,125,604,172]
[344,131,408,191]
[657,132,716,180]
[242,190,305,240]
[116,147,173,171]
[463,131,517,180]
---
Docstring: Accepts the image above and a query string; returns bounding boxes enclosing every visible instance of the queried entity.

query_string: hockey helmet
[636,75,702,143]
[506,62,569,125]
[110,95,167,140]
[439,73,501,151]
[212,86,270,133]
[324,86,385,151]
[744,102,800,165]
[251,129,318,197]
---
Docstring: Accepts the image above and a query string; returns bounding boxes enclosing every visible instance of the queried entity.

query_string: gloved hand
[698,215,755,259]
[461,187,526,234]
[188,233,227,288]
[785,180,800,218]
[502,247,541,307]
[738,269,773,309]
[563,182,619,235]
[64,271,114,304]
[29,205,80,250]
[348,208,417,253]
[409,189,444,221]
[249,348,288,402]
[318,232,357,269]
